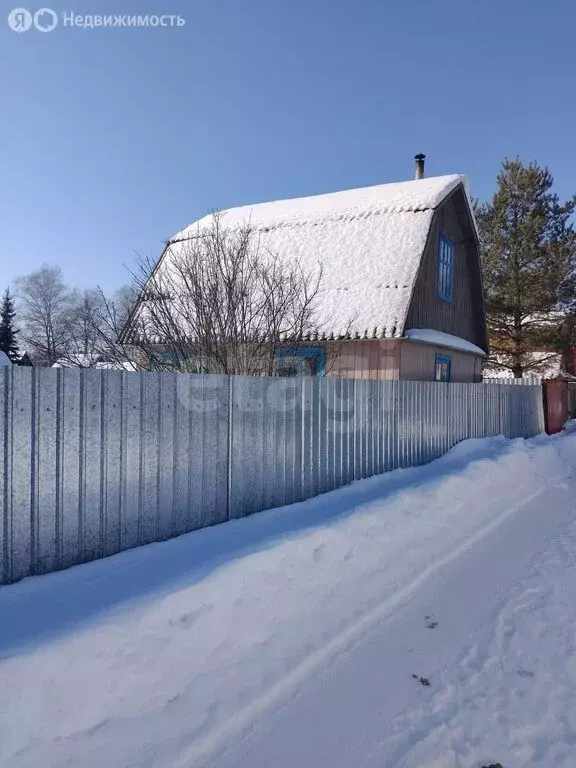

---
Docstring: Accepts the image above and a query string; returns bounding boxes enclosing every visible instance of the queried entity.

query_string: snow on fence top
[159,175,468,339]
[483,376,543,386]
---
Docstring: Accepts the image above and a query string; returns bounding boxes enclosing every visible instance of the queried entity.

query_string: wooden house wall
[141,338,481,382]
[324,339,482,382]
[404,186,487,351]
[399,340,482,383]
[325,339,400,379]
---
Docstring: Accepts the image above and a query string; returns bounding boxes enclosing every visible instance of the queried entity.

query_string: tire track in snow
[385,508,576,767]
[174,484,553,768]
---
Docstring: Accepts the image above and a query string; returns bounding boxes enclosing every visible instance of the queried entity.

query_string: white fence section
[0,368,545,584]
[483,377,543,385]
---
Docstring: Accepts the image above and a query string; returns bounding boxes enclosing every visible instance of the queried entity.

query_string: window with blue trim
[437,234,455,302]
[435,354,452,382]
[274,346,326,377]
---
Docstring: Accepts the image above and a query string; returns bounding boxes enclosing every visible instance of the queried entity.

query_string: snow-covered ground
[1,431,576,767]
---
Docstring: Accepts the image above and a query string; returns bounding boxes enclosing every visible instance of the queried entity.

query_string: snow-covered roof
[52,352,101,369]
[404,329,487,357]
[95,360,140,371]
[52,354,140,371]
[160,174,471,339]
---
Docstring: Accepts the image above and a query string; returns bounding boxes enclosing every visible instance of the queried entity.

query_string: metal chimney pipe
[414,153,425,180]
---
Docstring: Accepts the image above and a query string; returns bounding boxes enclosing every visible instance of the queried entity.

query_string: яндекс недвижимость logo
[7,8,185,31]
[7,7,58,32]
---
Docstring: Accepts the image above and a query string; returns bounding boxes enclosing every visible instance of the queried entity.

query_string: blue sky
[2,0,575,293]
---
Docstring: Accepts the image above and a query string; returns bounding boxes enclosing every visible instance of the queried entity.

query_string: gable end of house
[402,183,488,354]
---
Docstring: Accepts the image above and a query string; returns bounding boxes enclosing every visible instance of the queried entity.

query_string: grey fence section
[0,368,545,584]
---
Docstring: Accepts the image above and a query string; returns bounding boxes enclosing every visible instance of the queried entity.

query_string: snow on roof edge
[404,328,487,357]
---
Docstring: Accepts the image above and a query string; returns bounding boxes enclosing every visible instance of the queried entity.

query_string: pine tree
[476,158,576,377]
[0,288,19,363]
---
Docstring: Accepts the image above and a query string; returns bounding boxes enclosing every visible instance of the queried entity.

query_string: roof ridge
[174,174,465,242]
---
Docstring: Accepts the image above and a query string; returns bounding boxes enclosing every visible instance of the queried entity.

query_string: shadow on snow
[0,436,516,659]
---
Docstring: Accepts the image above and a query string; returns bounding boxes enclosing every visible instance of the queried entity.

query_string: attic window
[437,235,454,302]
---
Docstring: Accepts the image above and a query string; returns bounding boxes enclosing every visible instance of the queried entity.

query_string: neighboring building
[51,353,140,371]
[130,155,488,382]
[17,351,47,367]
[52,352,103,369]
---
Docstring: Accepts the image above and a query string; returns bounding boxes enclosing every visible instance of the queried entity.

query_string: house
[50,353,140,371]
[131,155,488,382]
[51,352,104,369]
[17,351,46,367]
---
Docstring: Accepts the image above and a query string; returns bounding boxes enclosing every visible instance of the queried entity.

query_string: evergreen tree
[476,158,576,377]
[0,288,19,362]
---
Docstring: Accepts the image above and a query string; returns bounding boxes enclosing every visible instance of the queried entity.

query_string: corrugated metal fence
[0,368,545,584]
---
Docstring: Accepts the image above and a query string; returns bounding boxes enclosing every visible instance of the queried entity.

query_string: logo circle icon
[7,7,32,32]
[33,7,58,32]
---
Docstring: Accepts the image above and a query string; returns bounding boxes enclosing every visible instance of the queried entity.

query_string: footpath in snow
[1,431,576,767]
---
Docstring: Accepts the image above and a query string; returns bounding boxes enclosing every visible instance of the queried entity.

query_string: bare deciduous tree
[122,215,325,375]
[113,283,139,329]
[15,266,74,366]
[89,285,143,370]
[61,288,108,367]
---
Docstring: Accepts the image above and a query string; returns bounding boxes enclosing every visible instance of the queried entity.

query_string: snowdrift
[1,431,576,767]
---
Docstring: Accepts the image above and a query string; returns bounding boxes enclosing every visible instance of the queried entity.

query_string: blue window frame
[274,346,326,377]
[435,354,452,382]
[438,234,455,302]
